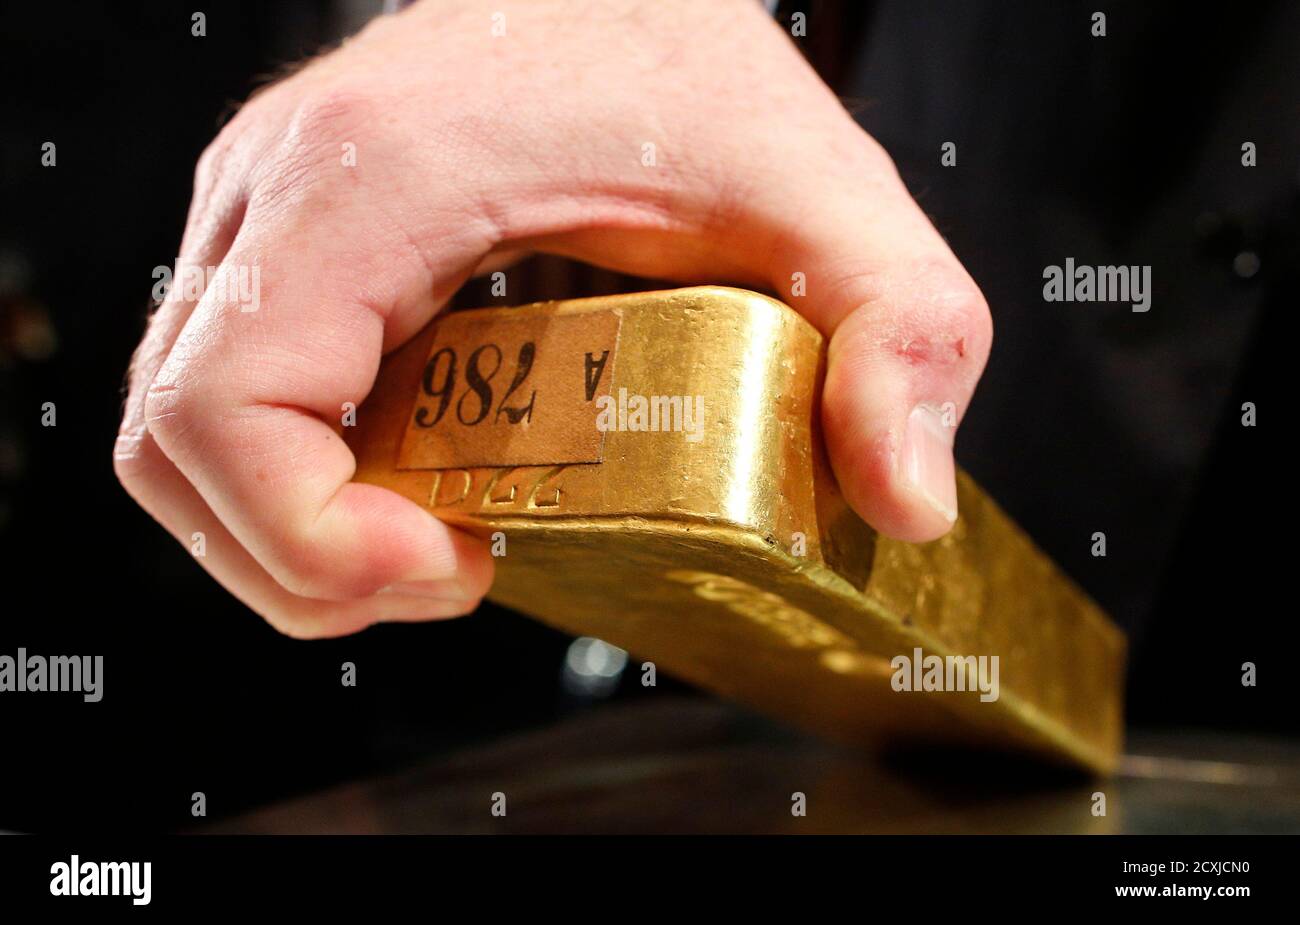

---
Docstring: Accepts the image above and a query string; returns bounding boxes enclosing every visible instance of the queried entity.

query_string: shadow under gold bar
[345,287,1125,774]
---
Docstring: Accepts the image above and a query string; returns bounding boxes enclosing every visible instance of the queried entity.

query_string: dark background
[1,0,1294,831]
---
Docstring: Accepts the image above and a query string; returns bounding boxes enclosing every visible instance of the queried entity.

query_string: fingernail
[900,404,958,524]
[378,578,472,601]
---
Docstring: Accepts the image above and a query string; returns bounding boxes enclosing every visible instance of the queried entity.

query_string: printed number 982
[415,341,537,429]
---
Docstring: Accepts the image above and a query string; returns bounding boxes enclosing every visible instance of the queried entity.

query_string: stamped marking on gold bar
[427,465,570,511]
[666,570,895,678]
[398,309,621,470]
[665,570,853,649]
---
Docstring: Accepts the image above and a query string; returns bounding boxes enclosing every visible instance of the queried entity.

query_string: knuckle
[111,432,158,493]
[270,549,337,600]
[252,88,380,208]
[192,139,225,197]
[825,264,993,409]
[141,376,198,448]
[946,278,992,326]
[956,295,993,367]
[192,118,246,201]
[881,268,993,371]
[289,87,378,137]
[269,537,373,602]
[934,278,993,350]
[282,88,380,163]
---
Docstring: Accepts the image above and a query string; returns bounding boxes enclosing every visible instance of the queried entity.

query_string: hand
[115,0,992,638]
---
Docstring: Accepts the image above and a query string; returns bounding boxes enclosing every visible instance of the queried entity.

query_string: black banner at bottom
[0,835,1286,912]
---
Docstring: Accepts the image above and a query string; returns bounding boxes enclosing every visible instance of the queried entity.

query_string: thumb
[767,147,993,543]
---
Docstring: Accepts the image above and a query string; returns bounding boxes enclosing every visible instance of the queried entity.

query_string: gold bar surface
[346,287,1125,774]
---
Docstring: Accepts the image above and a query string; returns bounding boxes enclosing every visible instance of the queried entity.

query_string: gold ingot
[345,287,1125,774]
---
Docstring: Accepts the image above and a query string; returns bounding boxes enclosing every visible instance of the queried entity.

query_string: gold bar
[346,287,1125,774]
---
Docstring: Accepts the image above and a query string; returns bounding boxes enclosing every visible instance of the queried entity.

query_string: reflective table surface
[210,697,1300,835]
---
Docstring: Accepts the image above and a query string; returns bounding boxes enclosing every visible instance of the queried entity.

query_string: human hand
[115,0,991,638]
